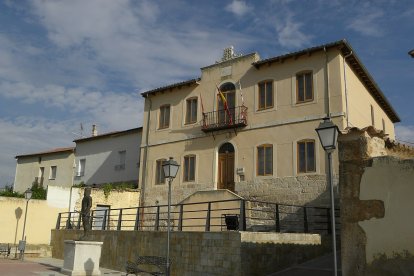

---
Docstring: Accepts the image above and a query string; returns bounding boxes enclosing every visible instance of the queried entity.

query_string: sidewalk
[0,257,124,276]
[268,252,342,276]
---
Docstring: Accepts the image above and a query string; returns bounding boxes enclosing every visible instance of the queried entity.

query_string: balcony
[202,105,248,133]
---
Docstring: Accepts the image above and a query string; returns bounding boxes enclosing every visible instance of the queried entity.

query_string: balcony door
[218,143,235,192]
[218,83,236,125]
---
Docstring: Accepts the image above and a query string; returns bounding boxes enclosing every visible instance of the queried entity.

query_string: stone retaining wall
[51,230,330,276]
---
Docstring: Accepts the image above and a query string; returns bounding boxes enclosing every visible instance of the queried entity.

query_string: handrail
[57,198,340,235]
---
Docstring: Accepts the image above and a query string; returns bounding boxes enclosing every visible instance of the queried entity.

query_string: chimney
[92,124,98,137]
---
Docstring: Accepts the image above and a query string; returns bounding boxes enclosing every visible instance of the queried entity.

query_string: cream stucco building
[73,127,142,186]
[14,147,75,193]
[138,40,400,207]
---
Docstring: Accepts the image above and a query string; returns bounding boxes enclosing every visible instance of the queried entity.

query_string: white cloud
[0,81,143,130]
[276,18,311,48]
[395,125,414,145]
[0,81,144,188]
[348,9,384,37]
[225,0,252,16]
[0,117,76,187]
[28,0,251,89]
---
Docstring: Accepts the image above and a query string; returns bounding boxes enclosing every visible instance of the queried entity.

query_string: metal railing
[201,106,248,132]
[56,199,339,235]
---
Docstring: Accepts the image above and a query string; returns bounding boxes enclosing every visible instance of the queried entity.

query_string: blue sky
[1,0,413,187]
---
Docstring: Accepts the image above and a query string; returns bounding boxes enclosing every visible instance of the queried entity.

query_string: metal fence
[56,199,339,235]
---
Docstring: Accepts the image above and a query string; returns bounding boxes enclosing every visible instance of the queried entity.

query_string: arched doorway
[218,142,235,192]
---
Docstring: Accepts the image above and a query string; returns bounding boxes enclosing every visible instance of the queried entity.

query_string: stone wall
[144,174,337,208]
[338,127,414,276]
[51,230,329,276]
[73,187,140,211]
[236,174,338,207]
[142,182,212,206]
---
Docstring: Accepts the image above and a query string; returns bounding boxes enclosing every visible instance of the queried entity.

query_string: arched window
[219,142,235,153]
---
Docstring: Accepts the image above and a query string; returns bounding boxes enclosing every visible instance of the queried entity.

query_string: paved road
[0,258,124,276]
[0,253,341,276]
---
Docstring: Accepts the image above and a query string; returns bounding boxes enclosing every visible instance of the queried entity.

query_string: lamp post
[162,157,180,276]
[20,188,32,261]
[315,117,340,276]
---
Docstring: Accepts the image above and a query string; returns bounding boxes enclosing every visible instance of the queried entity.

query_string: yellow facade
[139,41,398,206]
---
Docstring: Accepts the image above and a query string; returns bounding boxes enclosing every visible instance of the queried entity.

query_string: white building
[73,127,142,186]
[14,147,75,193]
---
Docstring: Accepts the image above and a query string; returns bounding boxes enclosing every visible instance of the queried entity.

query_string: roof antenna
[71,123,86,139]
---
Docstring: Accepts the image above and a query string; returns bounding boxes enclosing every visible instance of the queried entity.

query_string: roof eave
[141,78,200,97]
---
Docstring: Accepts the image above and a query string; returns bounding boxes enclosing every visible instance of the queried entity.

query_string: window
[77,159,86,177]
[257,144,273,176]
[183,155,196,182]
[370,105,375,126]
[185,98,198,124]
[49,166,57,179]
[297,140,315,173]
[296,72,313,103]
[382,119,385,132]
[155,159,166,184]
[258,80,273,110]
[115,151,126,170]
[159,105,170,129]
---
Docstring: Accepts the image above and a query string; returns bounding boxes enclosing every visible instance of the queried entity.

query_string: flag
[217,85,233,124]
[238,80,244,105]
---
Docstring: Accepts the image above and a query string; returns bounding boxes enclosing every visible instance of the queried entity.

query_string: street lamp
[315,117,340,276]
[162,157,180,276]
[20,188,32,260]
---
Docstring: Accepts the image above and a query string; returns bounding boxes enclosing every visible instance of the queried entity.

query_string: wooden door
[218,152,235,192]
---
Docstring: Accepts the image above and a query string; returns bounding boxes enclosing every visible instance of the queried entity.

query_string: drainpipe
[139,96,152,208]
[342,51,353,128]
[323,47,331,117]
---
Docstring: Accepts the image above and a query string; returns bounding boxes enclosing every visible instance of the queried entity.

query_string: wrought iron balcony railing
[202,105,248,132]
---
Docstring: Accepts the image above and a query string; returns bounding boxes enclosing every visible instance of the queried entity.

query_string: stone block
[61,240,103,276]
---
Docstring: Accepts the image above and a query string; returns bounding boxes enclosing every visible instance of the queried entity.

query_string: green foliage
[103,183,113,199]
[101,182,136,199]
[0,189,24,198]
[31,183,47,200]
[72,181,86,188]
[0,183,46,200]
